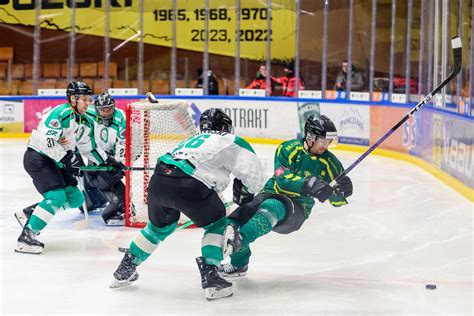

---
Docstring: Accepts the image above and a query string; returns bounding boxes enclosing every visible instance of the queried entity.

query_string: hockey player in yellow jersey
[220,114,353,277]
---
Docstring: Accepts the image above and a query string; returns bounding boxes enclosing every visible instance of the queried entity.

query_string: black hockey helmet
[304,114,337,142]
[94,93,115,126]
[199,108,233,133]
[94,93,115,119]
[66,81,92,102]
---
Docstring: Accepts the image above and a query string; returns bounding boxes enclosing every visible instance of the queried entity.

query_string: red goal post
[125,100,198,228]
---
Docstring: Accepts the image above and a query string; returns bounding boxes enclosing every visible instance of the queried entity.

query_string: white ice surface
[1,139,472,315]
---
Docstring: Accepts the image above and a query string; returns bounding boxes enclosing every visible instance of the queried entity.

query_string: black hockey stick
[330,36,462,187]
[146,91,158,103]
[80,166,154,172]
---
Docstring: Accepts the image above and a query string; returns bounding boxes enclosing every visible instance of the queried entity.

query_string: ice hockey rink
[1,138,472,315]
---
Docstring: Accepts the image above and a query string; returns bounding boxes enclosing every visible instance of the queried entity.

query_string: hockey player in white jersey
[14,82,121,254]
[82,93,127,225]
[110,108,266,300]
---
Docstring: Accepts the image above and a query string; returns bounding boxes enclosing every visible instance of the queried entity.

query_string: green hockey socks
[230,199,286,268]
[129,221,177,265]
[27,189,66,233]
[201,216,227,266]
[27,186,85,234]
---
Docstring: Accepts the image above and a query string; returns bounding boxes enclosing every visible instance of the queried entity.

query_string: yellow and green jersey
[263,139,347,218]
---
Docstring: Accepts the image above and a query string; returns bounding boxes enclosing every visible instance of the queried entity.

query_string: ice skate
[196,256,233,300]
[223,222,243,258]
[218,263,248,278]
[14,206,34,228]
[14,226,44,254]
[110,250,139,289]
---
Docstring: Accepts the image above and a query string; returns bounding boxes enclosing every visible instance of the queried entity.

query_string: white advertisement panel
[320,103,371,145]
[167,98,300,140]
[0,100,24,134]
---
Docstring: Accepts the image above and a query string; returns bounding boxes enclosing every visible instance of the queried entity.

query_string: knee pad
[64,186,85,209]
[43,188,68,212]
[258,198,286,227]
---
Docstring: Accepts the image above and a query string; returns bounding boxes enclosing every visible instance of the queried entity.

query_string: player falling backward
[81,93,127,226]
[110,108,266,300]
[14,82,123,254]
[220,114,353,278]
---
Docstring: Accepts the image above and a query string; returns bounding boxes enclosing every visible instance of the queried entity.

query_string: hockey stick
[118,200,235,253]
[74,176,90,230]
[330,36,462,187]
[146,92,158,103]
[80,166,154,171]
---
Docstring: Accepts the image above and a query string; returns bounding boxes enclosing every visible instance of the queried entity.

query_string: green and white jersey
[159,130,265,194]
[28,103,107,165]
[84,107,126,162]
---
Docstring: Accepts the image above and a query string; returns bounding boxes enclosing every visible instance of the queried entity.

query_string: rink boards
[0,96,472,199]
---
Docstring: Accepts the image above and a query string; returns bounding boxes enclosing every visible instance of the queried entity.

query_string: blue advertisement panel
[411,108,474,189]
[438,114,474,188]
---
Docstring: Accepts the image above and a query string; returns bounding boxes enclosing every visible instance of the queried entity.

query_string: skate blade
[105,219,125,226]
[204,286,234,301]
[220,271,247,279]
[205,287,233,300]
[14,212,27,228]
[109,272,138,289]
[14,242,43,254]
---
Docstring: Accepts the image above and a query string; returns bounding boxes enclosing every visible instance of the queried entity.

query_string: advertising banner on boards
[0,100,24,134]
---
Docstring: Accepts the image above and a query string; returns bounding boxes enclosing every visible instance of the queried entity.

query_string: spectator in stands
[277,62,305,97]
[195,68,219,95]
[334,60,365,92]
[246,65,278,96]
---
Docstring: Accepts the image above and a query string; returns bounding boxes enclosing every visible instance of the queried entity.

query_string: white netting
[126,100,198,227]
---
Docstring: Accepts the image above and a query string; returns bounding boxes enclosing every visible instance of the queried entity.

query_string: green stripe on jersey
[233,136,255,153]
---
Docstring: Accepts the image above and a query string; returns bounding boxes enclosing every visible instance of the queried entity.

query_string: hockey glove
[60,151,81,177]
[301,176,334,203]
[333,175,353,198]
[232,178,254,206]
[103,156,126,171]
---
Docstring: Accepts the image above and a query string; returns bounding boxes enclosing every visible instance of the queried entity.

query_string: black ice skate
[218,263,248,278]
[196,256,233,300]
[110,250,139,289]
[223,222,243,258]
[15,226,44,254]
[14,204,36,228]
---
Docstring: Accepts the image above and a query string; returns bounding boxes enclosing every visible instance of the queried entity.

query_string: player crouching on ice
[14,82,123,254]
[219,114,353,278]
[110,108,266,300]
[82,93,127,226]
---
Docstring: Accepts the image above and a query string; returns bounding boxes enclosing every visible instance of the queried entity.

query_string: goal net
[125,100,198,227]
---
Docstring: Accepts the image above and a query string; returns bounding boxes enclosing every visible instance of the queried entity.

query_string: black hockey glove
[233,178,254,206]
[102,156,126,171]
[333,175,353,198]
[60,151,81,177]
[301,176,334,203]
